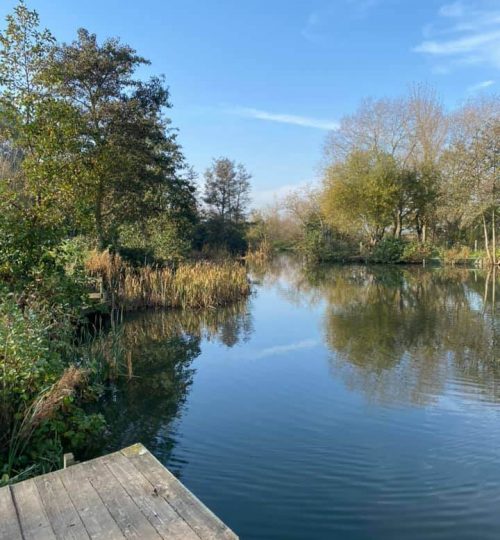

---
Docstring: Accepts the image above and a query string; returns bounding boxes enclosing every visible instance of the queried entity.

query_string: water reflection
[90,259,500,540]
[274,263,499,406]
[97,299,253,465]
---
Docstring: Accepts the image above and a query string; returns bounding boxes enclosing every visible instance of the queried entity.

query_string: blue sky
[1,0,499,206]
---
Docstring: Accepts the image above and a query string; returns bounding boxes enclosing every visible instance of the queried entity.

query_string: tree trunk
[483,213,492,265]
[394,209,402,238]
[492,209,497,266]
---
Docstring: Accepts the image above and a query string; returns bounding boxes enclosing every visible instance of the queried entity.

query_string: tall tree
[203,157,251,223]
[0,1,53,136]
[442,97,500,264]
[44,29,189,247]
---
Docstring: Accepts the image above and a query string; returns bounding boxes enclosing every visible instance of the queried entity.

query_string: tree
[441,97,500,264]
[0,1,73,284]
[0,1,54,135]
[203,157,251,223]
[44,29,189,248]
[321,150,400,245]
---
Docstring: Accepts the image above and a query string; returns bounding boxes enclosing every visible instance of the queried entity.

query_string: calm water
[97,259,500,540]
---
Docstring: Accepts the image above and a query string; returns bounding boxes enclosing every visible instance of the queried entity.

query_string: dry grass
[86,250,250,310]
[244,240,272,264]
[24,367,86,433]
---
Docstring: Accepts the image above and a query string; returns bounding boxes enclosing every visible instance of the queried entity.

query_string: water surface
[98,260,500,540]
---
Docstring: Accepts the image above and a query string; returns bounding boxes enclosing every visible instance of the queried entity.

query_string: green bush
[400,241,436,263]
[0,295,105,485]
[370,237,406,263]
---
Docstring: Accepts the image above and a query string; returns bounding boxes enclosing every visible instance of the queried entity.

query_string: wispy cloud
[467,79,495,92]
[414,1,500,70]
[302,0,384,43]
[251,339,318,360]
[231,107,339,131]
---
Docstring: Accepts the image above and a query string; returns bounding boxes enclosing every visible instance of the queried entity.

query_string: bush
[0,295,105,485]
[370,237,406,263]
[400,241,436,263]
[440,245,471,264]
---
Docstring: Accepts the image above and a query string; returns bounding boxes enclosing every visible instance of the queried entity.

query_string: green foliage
[370,237,406,264]
[119,214,193,265]
[203,158,251,223]
[400,241,436,263]
[0,297,105,484]
[322,150,400,244]
[195,218,248,255]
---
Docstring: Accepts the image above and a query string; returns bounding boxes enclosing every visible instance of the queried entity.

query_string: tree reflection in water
[269,261,499,406]
[95,299,253,470]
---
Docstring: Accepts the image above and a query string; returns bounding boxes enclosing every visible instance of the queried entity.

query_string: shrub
[440,245,471,264]
[370,237,406,263]
[400,241,436,263]
[0,297,105,485]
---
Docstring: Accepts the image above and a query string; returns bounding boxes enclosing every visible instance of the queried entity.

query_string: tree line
[0,1,252,288]
[251,86,499,265]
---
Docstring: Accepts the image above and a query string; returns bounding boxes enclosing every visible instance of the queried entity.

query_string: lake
[97,259,500,540]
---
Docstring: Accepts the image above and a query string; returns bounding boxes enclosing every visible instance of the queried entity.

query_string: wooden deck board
[11,479,56,540]
[59,464,126,540]
[104,451,200,539]
[35,472,90,539]
[0,486,23,539]
[0,444,238,540]
[122,445,238,540]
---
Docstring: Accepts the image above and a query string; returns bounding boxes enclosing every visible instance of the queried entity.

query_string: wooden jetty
[0,443,238,540]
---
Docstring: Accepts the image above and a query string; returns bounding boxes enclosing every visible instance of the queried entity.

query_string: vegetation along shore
[0,0,498,486]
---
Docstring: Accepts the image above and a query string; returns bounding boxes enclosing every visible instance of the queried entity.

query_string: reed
[244,240,272,264]
[86,250,250,310]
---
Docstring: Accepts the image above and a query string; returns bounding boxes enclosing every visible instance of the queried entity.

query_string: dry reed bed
[86,250,250,310]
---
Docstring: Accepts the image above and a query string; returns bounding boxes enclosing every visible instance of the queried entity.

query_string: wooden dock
[0,443,238,540]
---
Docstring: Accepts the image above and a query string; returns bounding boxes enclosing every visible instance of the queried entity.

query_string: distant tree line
[250,86,499,265]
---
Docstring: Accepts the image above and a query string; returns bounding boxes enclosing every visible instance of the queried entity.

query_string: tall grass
[86,250,250,310]
[244,240,272,264]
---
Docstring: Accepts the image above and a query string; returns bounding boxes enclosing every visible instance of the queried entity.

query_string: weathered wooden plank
[11,479,56,540]
[59,464,126,540]
[35,472,90,540]
[122,444,238,540]
[0,485,23,539]
[83,458,162,539]
[104,451,200,540]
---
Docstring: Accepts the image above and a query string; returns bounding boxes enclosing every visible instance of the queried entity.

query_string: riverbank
[0,246,251,487]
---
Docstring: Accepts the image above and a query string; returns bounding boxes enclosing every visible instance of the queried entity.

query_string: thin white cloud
[232,107,339,131]
[415,30,500,56]
[467,79,495,92]
[252,339,318,360]
[302,0,383,43]
[439,1,466,18]
[414,1,500,70]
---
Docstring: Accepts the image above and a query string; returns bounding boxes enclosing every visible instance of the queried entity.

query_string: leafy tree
[0,1,54,135]
[44,29,190,248]
[203,157,251,223]
[321,150,400,245]
[199,157,251,253]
